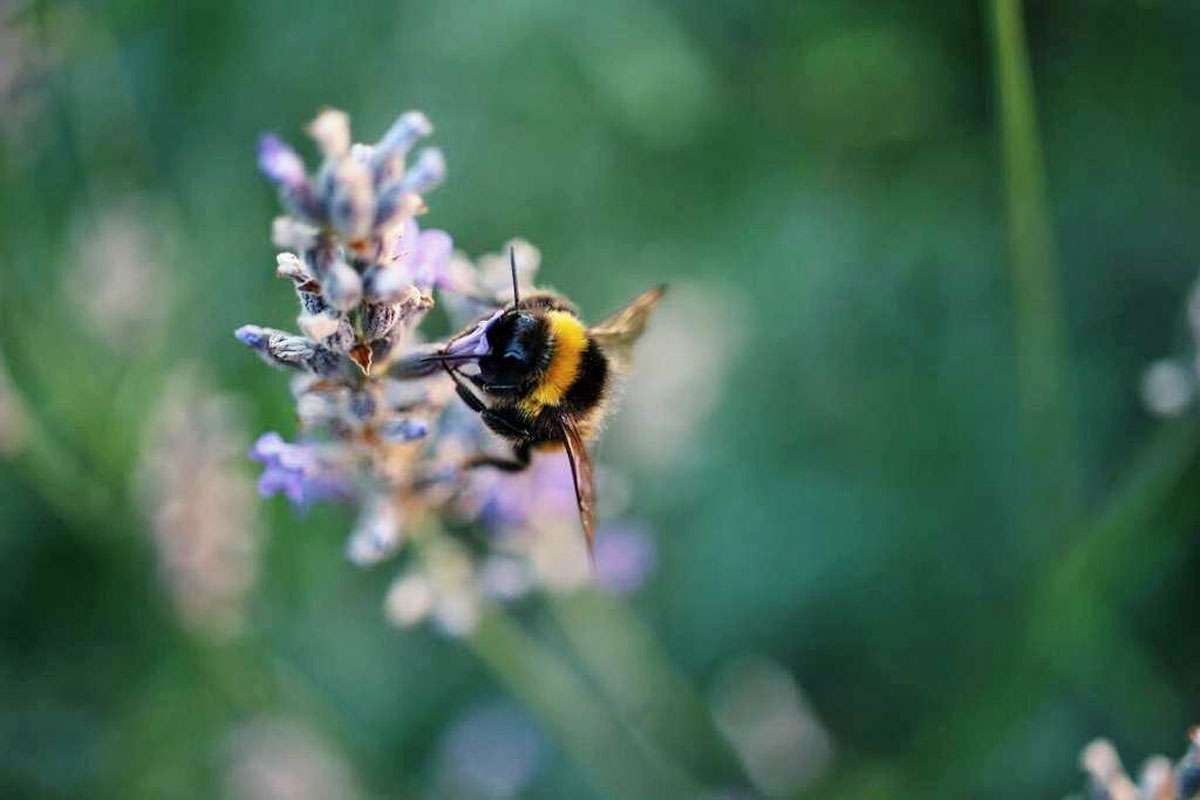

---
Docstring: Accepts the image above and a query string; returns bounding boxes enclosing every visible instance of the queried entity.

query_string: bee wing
[560,417,597,560]
[588,284,666,372]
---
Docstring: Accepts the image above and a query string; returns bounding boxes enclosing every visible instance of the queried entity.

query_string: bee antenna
[509,244,520,308]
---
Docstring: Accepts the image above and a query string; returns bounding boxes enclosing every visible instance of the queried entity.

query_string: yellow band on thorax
[520,311,586,414]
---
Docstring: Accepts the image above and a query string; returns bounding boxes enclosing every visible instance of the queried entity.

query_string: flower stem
[891,418,1200,791]
[549,590,747,787]
[989,0,1079,525]
[466,609,701,799]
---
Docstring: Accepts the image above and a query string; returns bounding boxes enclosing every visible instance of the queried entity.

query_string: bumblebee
[403,250,664,556]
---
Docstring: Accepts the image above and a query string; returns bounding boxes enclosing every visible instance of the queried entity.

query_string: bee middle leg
[463,406,535,472]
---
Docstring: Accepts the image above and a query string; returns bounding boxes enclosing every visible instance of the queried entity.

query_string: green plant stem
[899,418,1200,792]
[549,590,747,787]
[0,346,132,536]
[467,610,701,800]
[990,0,1078,525]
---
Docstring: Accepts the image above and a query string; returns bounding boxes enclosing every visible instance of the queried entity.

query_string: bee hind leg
[464,441,531,473]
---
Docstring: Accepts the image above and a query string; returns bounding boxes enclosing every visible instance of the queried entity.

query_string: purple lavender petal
[234,325,267,351]
[371,110,433,171]
[249,432,286,463]
[398,147,446,194]
[412,228,454,292]
[257,134,308,191]
[248,432,352,508]
[475,452,579,530]
[380,418,428,442]
[388,217,422,270]
[594,521,657,594]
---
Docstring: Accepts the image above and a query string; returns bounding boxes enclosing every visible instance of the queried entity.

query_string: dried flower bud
[234,326,341,376]
[385,572,434,627]
[271,216,319,252]
[297,311,343,343]
[328,158,375,241]
[322,258,364,312]
[276,252,312,284]
[363,267,420,306]
[362,302,400,340]
[307,108,351,160]
[373,185,426,232]
[398,147,446,195]
[372,110,433,176]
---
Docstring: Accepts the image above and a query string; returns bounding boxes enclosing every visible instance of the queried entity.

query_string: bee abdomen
[563,339,608,413]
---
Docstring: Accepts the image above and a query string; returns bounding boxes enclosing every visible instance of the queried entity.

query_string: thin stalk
[549,590,747,787]
[990,0,1079,524]
[466,610,701,800]
[897,418,1200,792]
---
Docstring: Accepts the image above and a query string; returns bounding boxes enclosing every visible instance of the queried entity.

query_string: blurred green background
[3,1,1200,797]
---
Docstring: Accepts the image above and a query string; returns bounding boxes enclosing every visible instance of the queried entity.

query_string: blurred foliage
[3,1,1200,798]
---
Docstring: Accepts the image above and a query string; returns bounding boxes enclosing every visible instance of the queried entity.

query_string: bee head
[477,309,544,392]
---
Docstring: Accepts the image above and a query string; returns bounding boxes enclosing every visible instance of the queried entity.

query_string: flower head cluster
[1077,729,1200,800]
[138,370,262,640]
[432,700,544,798]
[224,717,362,800]
[236,109,656,636]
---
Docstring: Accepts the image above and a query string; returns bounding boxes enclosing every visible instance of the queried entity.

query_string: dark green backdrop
[2,1,1199,797]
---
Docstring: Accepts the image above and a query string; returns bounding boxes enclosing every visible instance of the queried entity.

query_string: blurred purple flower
[594,521,657,594]
[1079,728,1200,800]
[138,370,262,640]
[470,451,577,530]
[250,432,352,507]
[435,701,544,799]
[385,218,454,293]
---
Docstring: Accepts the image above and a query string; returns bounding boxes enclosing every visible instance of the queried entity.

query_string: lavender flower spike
[237,106,661,638]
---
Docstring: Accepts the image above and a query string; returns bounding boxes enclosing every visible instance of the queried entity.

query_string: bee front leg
[441,362,487,413]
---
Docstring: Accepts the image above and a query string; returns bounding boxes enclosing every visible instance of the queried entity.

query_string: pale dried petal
[307,108,351,160]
